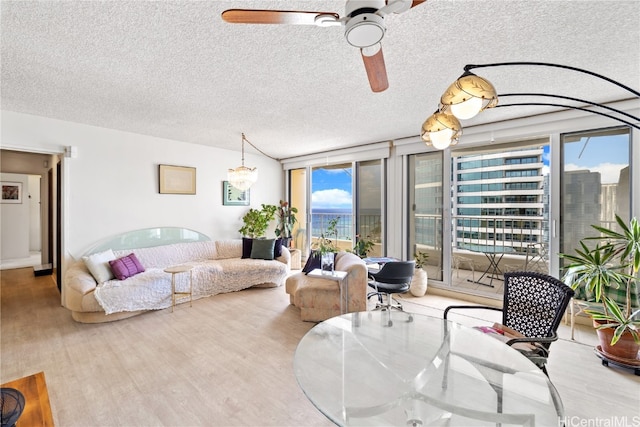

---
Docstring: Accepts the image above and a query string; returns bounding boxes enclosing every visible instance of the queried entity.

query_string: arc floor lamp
[422,61,640,150]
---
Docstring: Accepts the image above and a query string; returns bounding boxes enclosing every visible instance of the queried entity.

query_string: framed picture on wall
[1,182,22,204]
[223,181,250,206]
[159,165,196,194]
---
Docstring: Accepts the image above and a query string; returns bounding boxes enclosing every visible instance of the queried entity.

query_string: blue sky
[563,134,629,184]
[311,167,352,210]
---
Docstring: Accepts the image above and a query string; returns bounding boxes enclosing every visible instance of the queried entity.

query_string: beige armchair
[286,251,368,322]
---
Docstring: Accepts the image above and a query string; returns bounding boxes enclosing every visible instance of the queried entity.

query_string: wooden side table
[164,265,193,312]
[1,371,54,427]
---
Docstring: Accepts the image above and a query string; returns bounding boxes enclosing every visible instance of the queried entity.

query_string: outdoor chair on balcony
[368,261,415,313]
[452,254,475,280]
[444,271,575,376]
[523,242,549,273]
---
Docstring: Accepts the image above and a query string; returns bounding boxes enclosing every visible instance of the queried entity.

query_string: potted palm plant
[561,215,640,361]
[274,200,297,248]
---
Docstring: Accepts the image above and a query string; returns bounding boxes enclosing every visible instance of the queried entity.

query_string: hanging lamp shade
[439,71,498,120]
[227,133,257,191]
[421,111,462,150]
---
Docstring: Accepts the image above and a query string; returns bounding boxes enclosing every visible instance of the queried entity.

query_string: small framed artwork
[1,182,22,204]
[159,165,196,195]
[223,181,250,206]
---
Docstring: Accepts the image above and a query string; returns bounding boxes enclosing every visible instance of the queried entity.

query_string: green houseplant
[312,217,340,274]
[274,200,298,247]
[561,215,640,360]
[350,234,375,258]
[238,204,277,238]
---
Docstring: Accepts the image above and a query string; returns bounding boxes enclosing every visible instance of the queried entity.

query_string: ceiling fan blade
[380,0,427,15]
[361,45,389,93]
[221,9,339,25]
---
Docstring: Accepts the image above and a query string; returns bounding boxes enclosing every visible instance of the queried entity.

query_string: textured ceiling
[2,1,639,160]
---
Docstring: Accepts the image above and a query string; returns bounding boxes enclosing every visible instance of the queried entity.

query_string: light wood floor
[1,268,638,426]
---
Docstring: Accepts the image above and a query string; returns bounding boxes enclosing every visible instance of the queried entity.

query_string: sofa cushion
[251,239,276,260]
[83,249,116,283]
[215,239,242,259]
[109,253,145,280]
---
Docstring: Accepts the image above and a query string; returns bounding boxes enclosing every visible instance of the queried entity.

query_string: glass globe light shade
[439,72,498,119]
[429,129,455,150]
[450,96,484,120]
[421,111,462,150]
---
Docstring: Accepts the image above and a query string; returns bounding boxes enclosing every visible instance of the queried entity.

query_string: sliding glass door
[409,152,444,282]
[311,164,354,252]
[356,160,383,257]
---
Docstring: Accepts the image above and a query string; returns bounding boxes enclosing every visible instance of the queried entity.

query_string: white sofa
[64,239,290,323]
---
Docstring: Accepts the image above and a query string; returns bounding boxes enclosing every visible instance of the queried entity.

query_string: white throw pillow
[83,249,116,283]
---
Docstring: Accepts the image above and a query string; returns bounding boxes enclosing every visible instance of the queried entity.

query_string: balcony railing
[414,214,550,278]
[310,212,382,257]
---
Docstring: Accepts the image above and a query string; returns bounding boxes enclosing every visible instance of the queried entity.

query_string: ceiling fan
[221,0,427,93]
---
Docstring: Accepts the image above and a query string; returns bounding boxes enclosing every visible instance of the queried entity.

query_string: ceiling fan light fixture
[439,71,498,120]
[344,13,386,48]
[421,112,461,150]
[227,133,258,191]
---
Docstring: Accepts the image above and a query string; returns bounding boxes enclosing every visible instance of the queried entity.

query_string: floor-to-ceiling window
[451,140,550,293]
[560,127,631,264]
[408,139,550,296]
[409,152,444,281]
[356,160,383,257]
[287,158,387,259]
[311,164,353,252]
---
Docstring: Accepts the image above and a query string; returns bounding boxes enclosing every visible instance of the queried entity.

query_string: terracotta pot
[594,319,640,360]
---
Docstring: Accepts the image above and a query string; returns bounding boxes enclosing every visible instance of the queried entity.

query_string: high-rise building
[452,147,545,254]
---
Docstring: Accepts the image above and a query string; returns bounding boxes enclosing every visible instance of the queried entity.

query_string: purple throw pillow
[109,253,145,280]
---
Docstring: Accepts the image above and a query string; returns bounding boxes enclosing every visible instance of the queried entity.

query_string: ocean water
[311,209,353,240]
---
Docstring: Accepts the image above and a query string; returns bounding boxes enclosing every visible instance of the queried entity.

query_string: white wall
[0,172,30,260]
[1,111,284,265]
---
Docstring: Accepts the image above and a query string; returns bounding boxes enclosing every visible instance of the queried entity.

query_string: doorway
[0,149,61,289]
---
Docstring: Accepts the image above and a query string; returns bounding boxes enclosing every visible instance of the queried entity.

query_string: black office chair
[368,261,415,312]
[444,271,574,376]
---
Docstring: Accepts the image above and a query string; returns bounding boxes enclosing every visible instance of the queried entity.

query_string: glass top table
[294,311,563,426]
